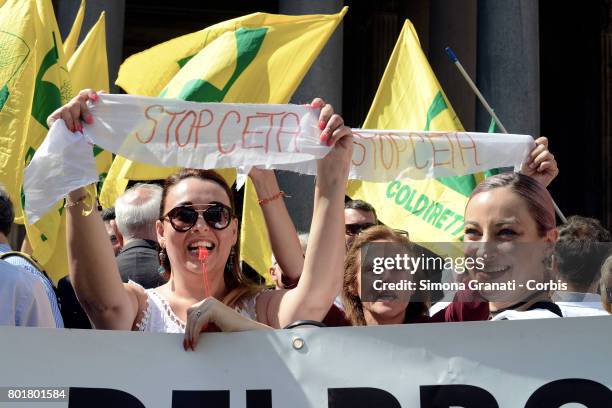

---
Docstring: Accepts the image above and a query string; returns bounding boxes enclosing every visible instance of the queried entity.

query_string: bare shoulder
[123,282,149,330]
[124,280,146,296]
[255,289,287,328]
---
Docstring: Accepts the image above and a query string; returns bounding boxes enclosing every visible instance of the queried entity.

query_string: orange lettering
[175,110,197,148]
[192,109,214,149]
[429,133,454,168]
[217,110,239,155]
[379,134,394,170]
[164,110,187,148]
[134,105,163,144]
[394,134,409,168]
[455,132,480,166]
[351,132,366,166]
[276,112,300,152]
[408,132,429,170]
[242,114,272,152]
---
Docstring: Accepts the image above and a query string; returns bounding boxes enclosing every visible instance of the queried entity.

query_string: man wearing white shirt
[0,258,55,327]
[0,186,63,327]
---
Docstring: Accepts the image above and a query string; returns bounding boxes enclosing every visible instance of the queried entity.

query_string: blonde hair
[341,225,429,325]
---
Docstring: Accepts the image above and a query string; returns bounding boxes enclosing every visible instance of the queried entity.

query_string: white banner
[24,94,534,222]
[0,317,610,407]
[84,94,324,170]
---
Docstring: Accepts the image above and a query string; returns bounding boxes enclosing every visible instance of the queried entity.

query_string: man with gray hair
[114,183,165,288]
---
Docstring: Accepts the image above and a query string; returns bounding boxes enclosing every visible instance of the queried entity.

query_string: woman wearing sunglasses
[50,90,352,349]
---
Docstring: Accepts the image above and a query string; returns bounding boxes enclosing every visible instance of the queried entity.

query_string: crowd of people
[1,89,610,350]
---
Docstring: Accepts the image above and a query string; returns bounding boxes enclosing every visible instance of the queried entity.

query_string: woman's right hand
[520,136,558,187]
[47,89,99,132]
[184,297,271,351]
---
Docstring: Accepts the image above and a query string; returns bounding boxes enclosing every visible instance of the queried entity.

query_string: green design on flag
[20,146,36,208]
[347,20,493,249]
[0,85,8,111]
[177,55,195,69]
[424,91,447,131]
[32,33,61,129]
[109,8,348,280]
[173,27,267,102]
[423,92,477,197]
[0,28,31,111]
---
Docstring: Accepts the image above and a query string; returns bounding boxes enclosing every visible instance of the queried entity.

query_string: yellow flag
[105,8,347,280]
[347,20,476,252]
[62,0,85,60]
[68,11,108,93]
[240,180,272,281]
[67,11,112,187]
[17,0,74,282]
[6,4,110,284]
[0,0,37,216]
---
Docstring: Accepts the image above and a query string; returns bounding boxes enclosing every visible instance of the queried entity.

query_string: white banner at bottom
[0,317,610,407]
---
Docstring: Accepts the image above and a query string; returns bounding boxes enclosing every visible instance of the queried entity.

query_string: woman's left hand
[521,136,558,187]
[183,297,271,351]
[312,98,353,184]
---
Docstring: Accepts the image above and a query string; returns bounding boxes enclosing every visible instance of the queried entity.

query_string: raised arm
[259,99,352,327]
[520,136,558,187]
[49,90,140,330]
[249,168,304,285]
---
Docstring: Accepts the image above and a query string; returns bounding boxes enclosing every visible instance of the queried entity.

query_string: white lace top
[132,284,260,333]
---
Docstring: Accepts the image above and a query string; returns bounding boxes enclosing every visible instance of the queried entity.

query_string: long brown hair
[342,225,429,326]
[159,168,262,307]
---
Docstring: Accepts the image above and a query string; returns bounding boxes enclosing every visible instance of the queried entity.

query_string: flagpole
[444,46,567,223]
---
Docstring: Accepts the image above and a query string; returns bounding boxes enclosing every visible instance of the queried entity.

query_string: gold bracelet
[258,191,290,205]
[64,185,96,217]
[64,195,88,208]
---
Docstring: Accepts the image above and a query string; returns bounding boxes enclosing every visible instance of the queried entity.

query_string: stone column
[55,0,125,93]
[602,1,612,227]
[476,0,540,136]
[429,0,478,131]
[277,0,345,233]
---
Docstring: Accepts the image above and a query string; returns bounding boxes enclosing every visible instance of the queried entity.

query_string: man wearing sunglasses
[101,207,123,256]
[344,199,378,248]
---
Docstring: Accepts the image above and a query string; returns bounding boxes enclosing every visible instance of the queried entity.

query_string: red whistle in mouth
[199,247,211,298]
[198,247,209,261]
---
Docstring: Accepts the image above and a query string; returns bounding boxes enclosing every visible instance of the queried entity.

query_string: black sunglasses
[162,203,233,232]
[345,222,376,236]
